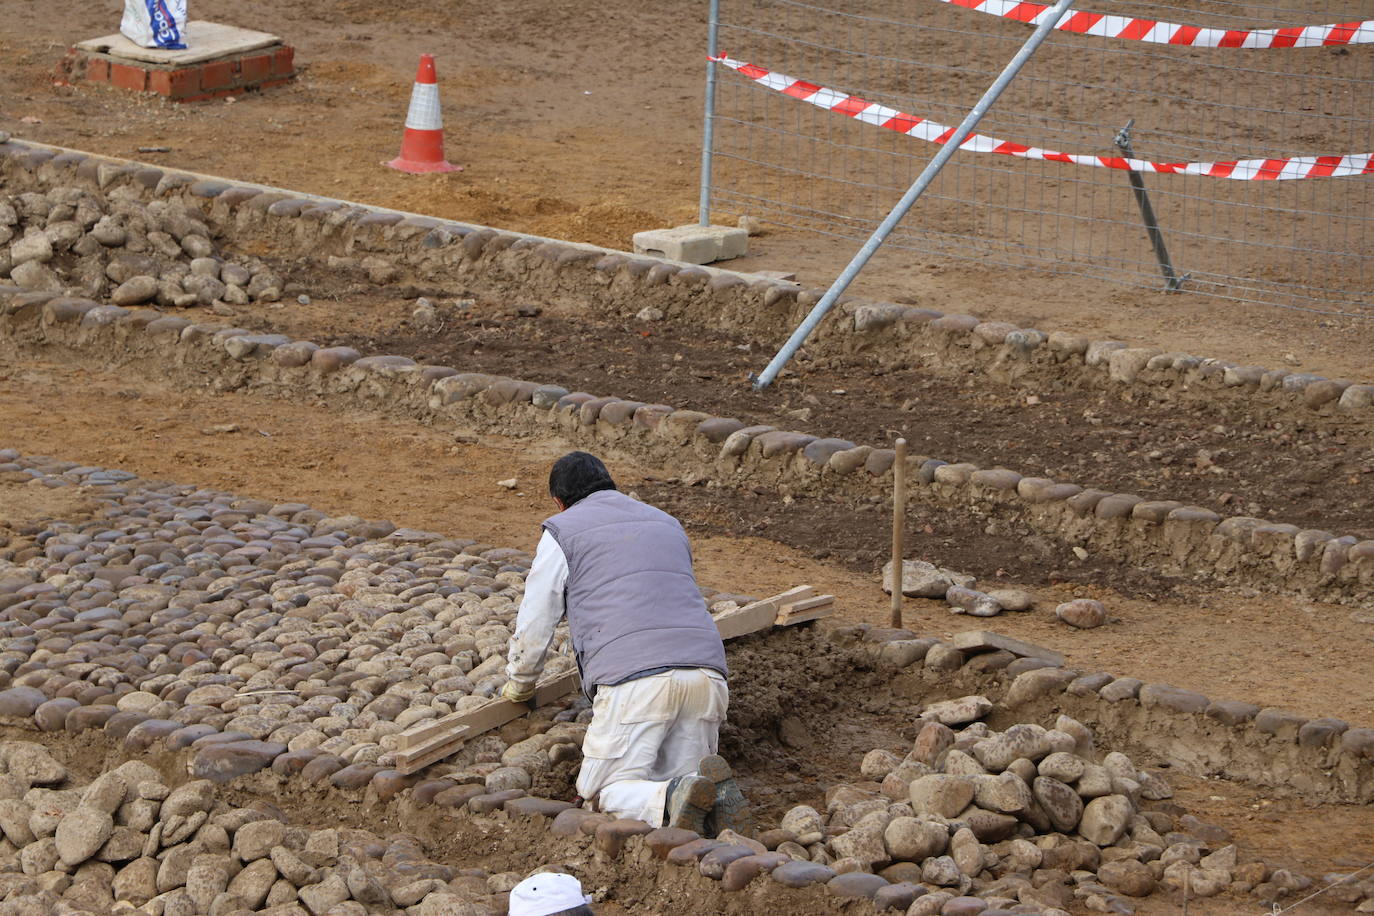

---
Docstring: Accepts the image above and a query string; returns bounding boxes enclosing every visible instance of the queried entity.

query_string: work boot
[699,754,752,837]
[664,774,715,834]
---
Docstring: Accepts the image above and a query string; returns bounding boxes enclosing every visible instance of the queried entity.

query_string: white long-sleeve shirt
[504,531,569,689]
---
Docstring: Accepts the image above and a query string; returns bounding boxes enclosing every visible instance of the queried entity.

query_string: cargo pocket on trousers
[581,693,635,759]
[619,675,677,725]
[581,724,633,760]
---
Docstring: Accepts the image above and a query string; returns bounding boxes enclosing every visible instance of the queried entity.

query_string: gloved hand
[501,680,536,704]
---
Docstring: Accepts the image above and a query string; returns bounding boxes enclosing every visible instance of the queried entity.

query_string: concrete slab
[946,630,1065,665]
[75,21,281,65]
[632,224,748,265]
[59,28,295,102]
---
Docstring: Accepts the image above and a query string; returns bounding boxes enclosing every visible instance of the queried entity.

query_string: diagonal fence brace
[750,0,1078,390]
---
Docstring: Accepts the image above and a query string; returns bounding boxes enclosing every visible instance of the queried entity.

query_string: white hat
[508,873,592,916]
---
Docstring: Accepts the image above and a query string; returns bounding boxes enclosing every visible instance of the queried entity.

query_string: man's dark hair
[549,452,617,507]
[549,907,595,916]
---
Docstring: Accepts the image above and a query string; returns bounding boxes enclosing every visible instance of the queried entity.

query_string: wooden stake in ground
[891,437,907,629]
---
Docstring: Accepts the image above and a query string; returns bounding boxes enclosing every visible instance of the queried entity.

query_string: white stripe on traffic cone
[385,54,460,174]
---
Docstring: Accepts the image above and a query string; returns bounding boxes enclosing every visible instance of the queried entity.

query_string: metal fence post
[751,0,1077,390]
[1114,120,1185,292]
[698,0,722,227]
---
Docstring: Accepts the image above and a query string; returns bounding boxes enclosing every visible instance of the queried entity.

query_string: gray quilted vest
[542,489,727,692]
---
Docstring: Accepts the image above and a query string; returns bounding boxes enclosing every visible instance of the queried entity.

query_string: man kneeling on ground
[501,451,748,834]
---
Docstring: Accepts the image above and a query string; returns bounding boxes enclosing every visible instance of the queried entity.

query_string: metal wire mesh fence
[703,0,1374,315]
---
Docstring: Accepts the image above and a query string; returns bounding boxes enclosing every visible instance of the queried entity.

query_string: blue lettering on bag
[144,0,186,50]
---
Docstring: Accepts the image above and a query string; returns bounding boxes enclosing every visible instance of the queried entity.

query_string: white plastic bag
[120,0,189,50]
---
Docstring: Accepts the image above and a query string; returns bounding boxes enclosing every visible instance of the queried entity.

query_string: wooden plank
[398,716,450,750]
[396,685,578,775]
[536,669,582,702]
[713,600,783,640]
[395,728,473,774]
[761,585,816,606]
[778,606,833,626]
[946,630,1064,665]
[731,585,816,612]
[776,595,834,626]
[712,586,814,639]
[396,586,832,772]
[776,594,832,617]
[398,698,512,751]
[395,669,580,762]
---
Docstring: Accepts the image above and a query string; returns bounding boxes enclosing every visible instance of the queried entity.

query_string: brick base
[56,45,295,102]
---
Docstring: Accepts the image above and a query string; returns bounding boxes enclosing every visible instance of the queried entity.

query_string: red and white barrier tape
[936,0,1373,48]
[713,55,1374,180]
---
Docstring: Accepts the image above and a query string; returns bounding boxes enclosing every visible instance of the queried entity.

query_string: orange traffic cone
[385,54,460,173]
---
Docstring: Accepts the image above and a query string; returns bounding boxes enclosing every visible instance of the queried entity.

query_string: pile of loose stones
[761,693,1336,915]
[1,188,289,307]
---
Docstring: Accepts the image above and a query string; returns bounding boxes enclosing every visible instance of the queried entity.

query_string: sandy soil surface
[2,358,1369,728]
[2,1,1372,904]
[1,359,1370,915]
[1,0,1372,380]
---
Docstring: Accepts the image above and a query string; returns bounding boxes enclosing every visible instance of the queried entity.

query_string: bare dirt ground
[2,0,1373,380]
[3,0,1373,906]
[2,357,1369,729]
[238,295,1374,540]
[1,358,1371,914]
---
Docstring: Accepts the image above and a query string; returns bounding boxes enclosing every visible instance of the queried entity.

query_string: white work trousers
[576,667,728,827]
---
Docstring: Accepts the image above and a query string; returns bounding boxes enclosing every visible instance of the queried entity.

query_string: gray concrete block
[632,224,748,264]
